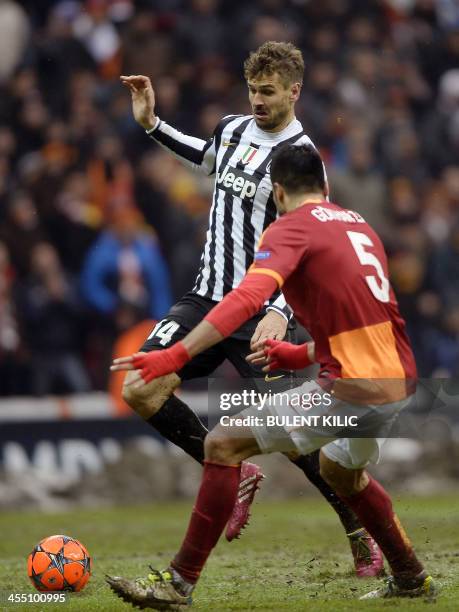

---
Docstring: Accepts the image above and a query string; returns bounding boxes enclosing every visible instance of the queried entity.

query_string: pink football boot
[348,528,385,577]
[225,462,264,541]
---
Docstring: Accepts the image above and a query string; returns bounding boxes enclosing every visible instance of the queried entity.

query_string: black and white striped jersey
[147,114,316,317]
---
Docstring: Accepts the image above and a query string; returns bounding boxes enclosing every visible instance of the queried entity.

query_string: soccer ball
[27,535,91,592]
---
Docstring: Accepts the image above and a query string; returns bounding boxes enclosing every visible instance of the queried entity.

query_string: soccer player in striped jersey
[119,42,381,571]
[108,144,435,608]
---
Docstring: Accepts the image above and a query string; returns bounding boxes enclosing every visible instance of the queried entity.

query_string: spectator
[16,242,90,396]
[430,222,459,307]
[177,0,225,61]
[35,2,96,115]
[424,306,459,377]
[73,0,122,79]
[421,69,459,173]
[80,206,172,320]
[0,240,24,394]
[0,191,47,279]
[329,137,388,235]
[0,0,29,84]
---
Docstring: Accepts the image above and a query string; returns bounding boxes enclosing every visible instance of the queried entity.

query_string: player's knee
[122,370,180,420]
[204,429,238,464]
[319,462,342,492]
[319,451,366,497]
[319,451,348,493]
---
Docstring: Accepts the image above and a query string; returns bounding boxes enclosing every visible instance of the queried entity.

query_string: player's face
[248,73,300,132]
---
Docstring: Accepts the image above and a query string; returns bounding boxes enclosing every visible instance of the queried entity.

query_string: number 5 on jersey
[346,231,390,303]
[148,319,180,346]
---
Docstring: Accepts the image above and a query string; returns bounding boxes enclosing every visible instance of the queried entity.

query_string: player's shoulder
[212,114,250,143]
[215,114,247,132]
[264,206,310,239]
[257,209,310,254]
[293,131,315,146]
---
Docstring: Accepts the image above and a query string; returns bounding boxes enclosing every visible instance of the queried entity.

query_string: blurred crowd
[0,0,458,396]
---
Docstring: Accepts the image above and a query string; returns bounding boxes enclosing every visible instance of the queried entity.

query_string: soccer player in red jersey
[107,144,435,607]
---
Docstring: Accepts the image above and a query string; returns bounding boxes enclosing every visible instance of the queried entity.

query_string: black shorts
[140,291,297,384]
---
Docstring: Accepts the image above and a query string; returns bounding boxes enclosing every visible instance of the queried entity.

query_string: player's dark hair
[244,41,304,87]
[270,144,325,194]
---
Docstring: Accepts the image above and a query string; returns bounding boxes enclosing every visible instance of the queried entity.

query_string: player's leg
[284,449,383,576]
[222,331,383,576]
[286,450,360,532]
[107,423,262,608]
[121,294,226,464]
[319,441,435,599]
[121,293,264,538]
[122,370,208,463]
[169,426,261,586]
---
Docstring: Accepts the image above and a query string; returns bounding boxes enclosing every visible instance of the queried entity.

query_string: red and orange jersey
[249,200,417,392]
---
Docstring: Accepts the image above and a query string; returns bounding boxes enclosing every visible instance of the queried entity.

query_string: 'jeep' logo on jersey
[217,165,260,201]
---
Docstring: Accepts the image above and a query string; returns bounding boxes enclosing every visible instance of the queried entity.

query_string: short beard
[256,106,290,131]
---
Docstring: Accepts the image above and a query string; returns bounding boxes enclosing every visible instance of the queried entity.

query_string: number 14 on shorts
[148,319,180,346]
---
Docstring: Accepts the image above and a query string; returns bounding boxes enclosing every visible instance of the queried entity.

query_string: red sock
[341,476,424,583]
[171,461,241,583]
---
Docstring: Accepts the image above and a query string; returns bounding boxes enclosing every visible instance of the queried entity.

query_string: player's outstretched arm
[121,74,218,175]
[110,320,223,388]
[111,273,279,387]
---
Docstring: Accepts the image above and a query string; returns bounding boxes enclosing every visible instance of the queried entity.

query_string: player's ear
[273,182,285,209]
[290,82,301,102]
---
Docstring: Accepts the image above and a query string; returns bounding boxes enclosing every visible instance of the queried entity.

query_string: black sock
[290,450,362,534]
[147,395,207,464]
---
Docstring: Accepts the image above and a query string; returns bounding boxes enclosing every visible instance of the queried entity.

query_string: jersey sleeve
[248,215,309,287]
[147,115,240,176]
[266,293,293,321]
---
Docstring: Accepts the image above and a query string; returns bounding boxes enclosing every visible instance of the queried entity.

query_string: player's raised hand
[120,75,157,130]
[110,342,191,387]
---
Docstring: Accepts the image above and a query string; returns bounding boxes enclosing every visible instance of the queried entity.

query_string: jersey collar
[251,117,302,141]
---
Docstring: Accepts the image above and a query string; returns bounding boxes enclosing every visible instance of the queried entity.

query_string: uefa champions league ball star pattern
[27,535,91,592]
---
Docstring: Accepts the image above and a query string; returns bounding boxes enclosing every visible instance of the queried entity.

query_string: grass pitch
[0,494,458,611]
